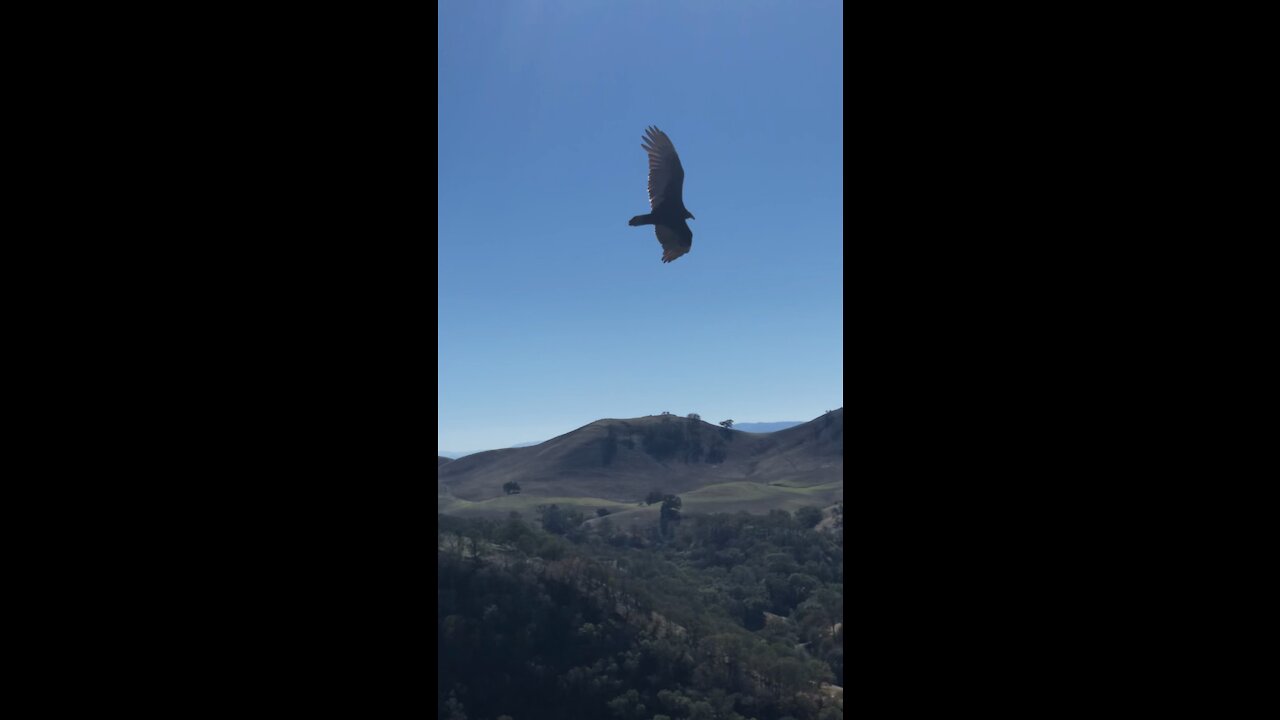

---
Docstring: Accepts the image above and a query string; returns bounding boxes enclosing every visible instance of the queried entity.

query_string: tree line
[438,503,843,720]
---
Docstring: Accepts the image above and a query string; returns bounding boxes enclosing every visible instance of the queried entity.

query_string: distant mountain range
[729,421,803,433]
[439,410,841,524]
[439,423,802,458]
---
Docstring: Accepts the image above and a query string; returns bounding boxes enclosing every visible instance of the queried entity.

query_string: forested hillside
[439,504,844,720]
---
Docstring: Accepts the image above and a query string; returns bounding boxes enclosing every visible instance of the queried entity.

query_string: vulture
[628,126,695,263]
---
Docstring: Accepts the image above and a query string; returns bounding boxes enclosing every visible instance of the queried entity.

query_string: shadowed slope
[438,409,843,511]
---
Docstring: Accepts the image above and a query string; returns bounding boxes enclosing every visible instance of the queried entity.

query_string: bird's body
[629,126,695,263]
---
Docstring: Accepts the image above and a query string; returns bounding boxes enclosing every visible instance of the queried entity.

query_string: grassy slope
[439,478,842,528]
[439,410,843,526]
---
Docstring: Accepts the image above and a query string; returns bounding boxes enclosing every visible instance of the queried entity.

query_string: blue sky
[439,1,843,452]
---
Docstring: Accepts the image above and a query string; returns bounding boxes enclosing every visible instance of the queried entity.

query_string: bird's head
[684,210,696,220]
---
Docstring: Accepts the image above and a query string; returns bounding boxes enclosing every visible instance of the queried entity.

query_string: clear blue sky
[439,1,843,452]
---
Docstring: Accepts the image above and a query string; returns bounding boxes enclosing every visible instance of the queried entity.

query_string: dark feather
[630,126,695,263]
[655,222,692,263]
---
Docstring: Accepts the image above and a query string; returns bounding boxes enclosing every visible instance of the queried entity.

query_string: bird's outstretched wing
[655,222,692,263]
[642,126,685,211]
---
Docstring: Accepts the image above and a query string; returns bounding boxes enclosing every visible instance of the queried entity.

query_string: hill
[438,409,842,522]
[442,430,792,458]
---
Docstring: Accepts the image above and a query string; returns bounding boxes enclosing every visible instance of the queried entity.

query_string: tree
[538,504,567,535]
[443,692,467,720]
[661,494,682,518]
[502,481,521,495]
[660,495,683,538]
[796,506,824,529]
[537,504,584,538]
[607,689,646,719]
[687,413,701,421]
[645,489,665,505]
[689,701,714,720]
[787,573,821,605]
[657,690,693,717]
[720,419,733,429]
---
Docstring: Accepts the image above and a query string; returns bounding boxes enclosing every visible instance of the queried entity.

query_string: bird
[629,126,695,263]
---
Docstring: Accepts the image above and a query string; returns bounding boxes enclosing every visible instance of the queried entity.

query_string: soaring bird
[629,126,695,263]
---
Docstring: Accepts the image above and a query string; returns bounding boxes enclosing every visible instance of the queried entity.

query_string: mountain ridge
[439,422,807,458]
[439,409,842,521]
